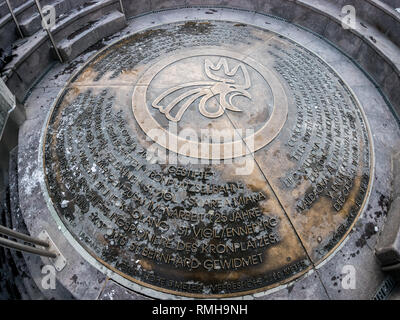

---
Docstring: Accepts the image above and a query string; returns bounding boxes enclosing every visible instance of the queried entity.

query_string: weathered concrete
[15,8,400,300]
[58,11,126,61]
[348,0,400,48]
[0,77,15,138]
[1,0,399,123]
[51,0,122,43]
[0,0,34,50]
[0,78,24,192]
[379,0,400,9]
[0,0,399,300]
[375,151,400,268]
[2,0,123,101]
[19,0,88,36]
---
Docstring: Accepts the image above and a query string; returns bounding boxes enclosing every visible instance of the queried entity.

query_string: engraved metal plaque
[41,21,373,298]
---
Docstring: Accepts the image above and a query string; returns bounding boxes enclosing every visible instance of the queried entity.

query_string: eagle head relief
[151,57,252,122]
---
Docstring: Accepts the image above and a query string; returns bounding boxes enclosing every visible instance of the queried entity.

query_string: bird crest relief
[152,58,252,122]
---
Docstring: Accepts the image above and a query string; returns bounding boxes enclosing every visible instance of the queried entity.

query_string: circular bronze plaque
[42,21,373,298]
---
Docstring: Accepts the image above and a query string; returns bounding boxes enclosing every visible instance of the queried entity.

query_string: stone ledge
[0,0,34,29]
[375,151,400,268]
[19,0,89,37]
[2,0,122,101]
[3,0,121,73]
[128,1,400,118]
[98,280,151,300]
[58,11,126,61]
[2,1,400,122]
[378,0,400,9]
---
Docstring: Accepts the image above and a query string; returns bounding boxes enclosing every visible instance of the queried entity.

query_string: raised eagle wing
[152,81,214,122]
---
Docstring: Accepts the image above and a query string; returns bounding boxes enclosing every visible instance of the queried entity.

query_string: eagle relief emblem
[152,58,252,122]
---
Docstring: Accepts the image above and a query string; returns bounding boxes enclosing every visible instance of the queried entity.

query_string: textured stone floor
[15,7,400,300]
